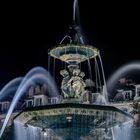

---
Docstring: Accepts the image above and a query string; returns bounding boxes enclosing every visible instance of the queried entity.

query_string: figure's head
[67,64,79,73]
[79,72,85,78]
[73,69,80,76]
[60,70,69,77]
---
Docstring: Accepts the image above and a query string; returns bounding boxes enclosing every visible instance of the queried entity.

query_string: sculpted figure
[67,68,86,98]
[60,65,86,99]
[60,70,70,98]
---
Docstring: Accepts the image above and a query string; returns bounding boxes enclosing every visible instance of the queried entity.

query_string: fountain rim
[48,44,99,64]
[14,103,134,120]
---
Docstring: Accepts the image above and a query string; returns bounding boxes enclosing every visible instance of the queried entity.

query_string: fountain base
[14,103,133,139]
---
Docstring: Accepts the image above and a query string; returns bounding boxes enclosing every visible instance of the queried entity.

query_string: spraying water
[73,0,78,21]
[14,67,58,97]
[59,35,71,44]
[107,61,140,93]
[0,0,135,138]
[0,77,22,101]
[0,67,59,138]
[73,0,81,27]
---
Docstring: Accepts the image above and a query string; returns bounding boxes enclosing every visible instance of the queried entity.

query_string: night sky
[0,0,139,88]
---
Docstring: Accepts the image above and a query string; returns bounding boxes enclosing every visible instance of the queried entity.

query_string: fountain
[107,61,140,94]
[0,0,134,140]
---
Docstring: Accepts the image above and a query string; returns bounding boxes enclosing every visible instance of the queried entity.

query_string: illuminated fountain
[0,0,134,140]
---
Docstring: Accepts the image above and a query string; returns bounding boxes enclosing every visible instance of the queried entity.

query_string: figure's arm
[67,77,73,85]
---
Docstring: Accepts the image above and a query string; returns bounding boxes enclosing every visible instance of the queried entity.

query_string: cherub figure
[67,68,86,98]
[60,69,71,98]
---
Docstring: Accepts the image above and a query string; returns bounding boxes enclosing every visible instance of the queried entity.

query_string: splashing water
[111,127,115,140]
[0,67,59,138]
[107,61,140,93]
[14,120,64,140]
[94,93,107,105]
[14,121,41,140]
[112,121,133,140]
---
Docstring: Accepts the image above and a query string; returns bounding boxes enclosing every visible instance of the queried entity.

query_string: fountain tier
[14,103,133,139]
[49,44,99,64]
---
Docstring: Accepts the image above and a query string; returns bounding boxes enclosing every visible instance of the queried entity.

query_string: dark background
[0,0,139,88]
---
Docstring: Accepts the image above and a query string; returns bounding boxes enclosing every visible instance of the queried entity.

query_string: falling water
[95,58,99,91]
[98,53,108,103]
[112,121,133,140]
[14,121,42,140]
[107,61,140,93]
[86,47,93,84]
[48,54,51,73]
[94,93,107,105]
[14,119,64,140]
[95,58,102,90]
[79,36,84,44]
[86,58,93,93]
[53,57,56,79]
[0,67,59,138]
[64,46,67,70]
[14,121,28,140]
[87,59,93,81]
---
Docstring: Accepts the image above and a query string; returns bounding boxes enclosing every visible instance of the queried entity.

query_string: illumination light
[43,132,47,136]
[66,116,72,122]
[42,128,48,137]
